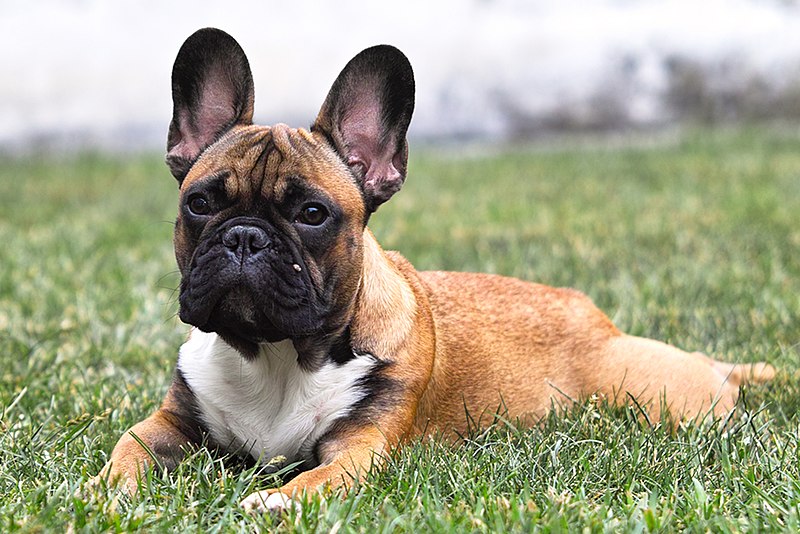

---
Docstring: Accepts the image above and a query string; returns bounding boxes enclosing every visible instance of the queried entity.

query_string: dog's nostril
[222,230,239,249]
[249,230,269,250]
[223,225,270,252]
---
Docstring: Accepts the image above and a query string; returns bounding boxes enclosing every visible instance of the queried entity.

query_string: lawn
[0,127,798,532]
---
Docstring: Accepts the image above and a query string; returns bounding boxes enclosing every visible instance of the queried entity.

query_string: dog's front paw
[88,462,139,497]
[74,470,133,511]
[240,490,301,514]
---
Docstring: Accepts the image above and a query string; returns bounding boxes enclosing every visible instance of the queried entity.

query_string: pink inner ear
[169,71,241,163]
[169,110,203,162]
[340,92,404,203]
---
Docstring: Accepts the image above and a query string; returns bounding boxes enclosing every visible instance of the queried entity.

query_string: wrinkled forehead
[181,124,361,207]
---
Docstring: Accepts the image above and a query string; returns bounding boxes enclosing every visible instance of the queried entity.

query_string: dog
[95,28,775,513]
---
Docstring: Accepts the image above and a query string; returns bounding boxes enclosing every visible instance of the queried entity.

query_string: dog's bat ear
[313,45,415,213]
[166,28,255,183]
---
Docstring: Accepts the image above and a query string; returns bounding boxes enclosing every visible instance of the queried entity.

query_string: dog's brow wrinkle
[296,128,315,144]
[248,137,274,200]
[262,145,284,200]
[225,172,239,200]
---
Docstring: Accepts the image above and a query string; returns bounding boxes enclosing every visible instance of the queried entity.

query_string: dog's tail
[710,360,776,386]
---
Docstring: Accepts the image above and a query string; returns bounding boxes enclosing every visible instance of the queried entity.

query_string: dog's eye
[187,194,211,216]
[295,203,328,226]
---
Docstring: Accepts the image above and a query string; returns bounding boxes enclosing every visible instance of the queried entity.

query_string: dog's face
[166,29,414,363]
[174,125,366,356]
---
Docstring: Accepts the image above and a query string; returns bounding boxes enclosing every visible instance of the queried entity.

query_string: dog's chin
[180,292,324,359]
[214,324,288,361]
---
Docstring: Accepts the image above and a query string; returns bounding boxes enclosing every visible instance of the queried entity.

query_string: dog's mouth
[188,287,283,340]
[180,283,328,359]
[182,285,323,341]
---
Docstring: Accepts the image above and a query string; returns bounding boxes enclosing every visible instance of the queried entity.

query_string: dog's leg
[240,426,386,513]
[594,335,774,421]
[93,378,201,494]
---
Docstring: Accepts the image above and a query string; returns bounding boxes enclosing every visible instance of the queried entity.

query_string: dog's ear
[313,45,415,213]
[166,28,255,183]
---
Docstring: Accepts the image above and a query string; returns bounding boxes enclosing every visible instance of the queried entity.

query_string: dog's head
[166,28,414,363]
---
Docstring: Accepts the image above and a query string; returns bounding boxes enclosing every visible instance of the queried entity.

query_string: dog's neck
[351,228,418,358]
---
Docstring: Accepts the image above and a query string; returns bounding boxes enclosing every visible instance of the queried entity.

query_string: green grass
[1,127,798,532]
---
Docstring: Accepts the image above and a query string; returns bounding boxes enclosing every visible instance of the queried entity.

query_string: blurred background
[2,7,799,528]
[3,0,800,154]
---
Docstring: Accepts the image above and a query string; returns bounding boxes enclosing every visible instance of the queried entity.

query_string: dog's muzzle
[178,217,325,348]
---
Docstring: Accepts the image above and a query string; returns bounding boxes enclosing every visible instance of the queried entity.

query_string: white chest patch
[177,329,377,464]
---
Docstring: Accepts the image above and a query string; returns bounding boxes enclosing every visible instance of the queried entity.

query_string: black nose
[222,225,270,255]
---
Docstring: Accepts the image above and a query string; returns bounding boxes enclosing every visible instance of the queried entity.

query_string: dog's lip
[178,304,213,331]
[185,305,324,344]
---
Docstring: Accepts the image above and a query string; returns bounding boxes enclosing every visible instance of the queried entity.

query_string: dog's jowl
[95,28,775,513]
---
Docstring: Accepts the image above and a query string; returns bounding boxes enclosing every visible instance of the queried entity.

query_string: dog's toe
[240,490,299,514]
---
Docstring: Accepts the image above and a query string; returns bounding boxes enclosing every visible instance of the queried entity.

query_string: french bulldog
[96,28,775,513]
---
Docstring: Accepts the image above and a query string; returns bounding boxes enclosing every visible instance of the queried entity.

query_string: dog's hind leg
[591,335,774,421]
